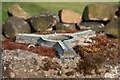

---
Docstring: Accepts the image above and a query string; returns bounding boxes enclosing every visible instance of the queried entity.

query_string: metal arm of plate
[16,30,96,59]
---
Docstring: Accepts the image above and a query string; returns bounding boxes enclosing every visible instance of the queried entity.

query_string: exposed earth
[2,33,120,78]
[1,3,120,79]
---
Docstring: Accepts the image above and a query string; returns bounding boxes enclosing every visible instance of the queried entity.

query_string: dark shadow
[75,23,80,30]
[26,18,36,33]
[52,25,57,30]
[58,9,62,22]
[81,20,111,26]
[116,2,120,17]
[82,6,89,21]
[7,11,13,17]
[106,34,117,38]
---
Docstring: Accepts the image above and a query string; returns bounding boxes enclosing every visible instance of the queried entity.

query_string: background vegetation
[2,2,117,22]
[2,2,91,22]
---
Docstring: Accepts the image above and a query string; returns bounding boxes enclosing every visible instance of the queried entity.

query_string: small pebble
[4,66,7,70]
[10,72,15,77]
[29,69,33,72]
[24,69,27,72]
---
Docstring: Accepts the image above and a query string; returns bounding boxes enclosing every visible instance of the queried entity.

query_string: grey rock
[82,3,118,21]
[3,16,31,38]
[54,22,76,30]
[30,13,59,32]
[102,18,119,38]
[77,22,105,32]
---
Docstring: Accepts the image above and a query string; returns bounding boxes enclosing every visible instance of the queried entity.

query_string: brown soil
[2,39,56,58]
[74,35,119,75]
[2,34,119,77]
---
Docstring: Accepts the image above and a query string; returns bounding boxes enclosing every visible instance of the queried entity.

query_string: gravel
[2,49,119,78]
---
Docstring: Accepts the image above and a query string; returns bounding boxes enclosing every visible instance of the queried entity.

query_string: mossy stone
[3,17,31,38]
[30,13,59,32]
[102,17,119,38]
[82,3,118,21]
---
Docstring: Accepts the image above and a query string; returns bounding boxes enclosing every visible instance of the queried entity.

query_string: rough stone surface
[59,9,81,23]
[82,3,118,21]
[3,16,31,38]
[1,34,6,41]
[116,2,120,17]
[54,22,76,31]
[2,35,119,78]
[102,17,119,38]
[2,48,119,78]
[8,4,31,20]
[30,13,59,32]
[77,22,105,32]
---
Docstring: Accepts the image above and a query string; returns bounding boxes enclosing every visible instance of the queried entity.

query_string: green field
[2,2,117,22]
[2,2,92,22]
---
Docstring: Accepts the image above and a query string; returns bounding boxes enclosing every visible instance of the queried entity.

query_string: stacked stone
[2,3,119,39]
[3,4,31,38]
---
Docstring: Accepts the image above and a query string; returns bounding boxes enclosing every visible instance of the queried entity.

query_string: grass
[2,2,117,22]
[2,2,92,22]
